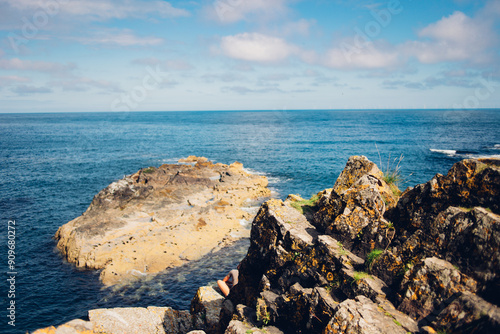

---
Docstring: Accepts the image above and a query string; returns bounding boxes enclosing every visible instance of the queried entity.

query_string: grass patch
[375,145,410,192]
[256,300,271,326]
[142,167,156,174]
[290,194,320,215]
[337,241,347,256]
[366,249,384,270]
[352,271,370,282]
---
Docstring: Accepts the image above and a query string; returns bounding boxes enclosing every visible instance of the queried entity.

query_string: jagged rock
[390,158,500,233]
[323,295,411,334]
[397,257,478,321]
[36,156,500,334]
[228,195,415,333]
[191,286,225,333]
[55,158,270,285]
[392,207,500,290]
[314,156,399,257]
[432,291,500,333]
[332,155,385,194]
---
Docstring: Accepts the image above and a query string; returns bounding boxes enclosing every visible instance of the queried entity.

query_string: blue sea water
[0,109,499,333]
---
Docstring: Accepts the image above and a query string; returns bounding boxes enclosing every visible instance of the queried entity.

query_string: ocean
[0,109,499,333]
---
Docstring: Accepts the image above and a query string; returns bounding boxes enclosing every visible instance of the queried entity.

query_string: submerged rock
[55,157,269,285]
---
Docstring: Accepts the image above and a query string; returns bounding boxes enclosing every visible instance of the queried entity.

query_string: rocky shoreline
[35,156,499,333]
[55,156,270,286]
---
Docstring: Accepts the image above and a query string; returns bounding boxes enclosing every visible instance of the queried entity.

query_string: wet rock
[55,157,270,285]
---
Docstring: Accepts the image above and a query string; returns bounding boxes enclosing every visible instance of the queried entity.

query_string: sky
[0,0,499,112]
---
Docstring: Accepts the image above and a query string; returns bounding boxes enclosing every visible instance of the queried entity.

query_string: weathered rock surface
[191,286,225,333]
[55,157,270,285]
[38,156,500,334]
[224,156,500,334]
[33,285,222,334]
[32,306,192,334]
[314,156,399,257]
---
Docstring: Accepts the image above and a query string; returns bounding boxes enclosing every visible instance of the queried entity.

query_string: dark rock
[397,257,478,321]
[314,156,399,257]
[431,291,500,333]
[389,159,500,233]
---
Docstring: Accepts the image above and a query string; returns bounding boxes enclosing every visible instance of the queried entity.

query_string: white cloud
[220,33,297,63]
[404,11,495,64]
[2,0,190,21]
[0,58,76,73]
[322,8,498,70]
[75,29,164,46]
[208,0,288,24]
[323,41,401,69]
[0,75,31,86]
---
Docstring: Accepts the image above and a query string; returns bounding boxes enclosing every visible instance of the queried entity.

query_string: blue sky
[0,0,499,112]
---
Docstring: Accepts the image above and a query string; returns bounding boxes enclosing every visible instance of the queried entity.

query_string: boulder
[55,158,270,285]
[88,306,192,334]
[191,286,225,333]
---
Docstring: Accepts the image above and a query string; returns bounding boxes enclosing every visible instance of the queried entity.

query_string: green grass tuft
[290,194,320,214]
[142,167,156,174]
[366,249,384,269]
[352,271,370,282]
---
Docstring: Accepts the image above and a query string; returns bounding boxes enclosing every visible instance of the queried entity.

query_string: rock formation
[32,285,221,334]
[37,155,500,334]
[55,157,270,286]
[225,156,500,334]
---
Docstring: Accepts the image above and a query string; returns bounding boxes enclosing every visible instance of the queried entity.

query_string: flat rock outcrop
[55,157,270,285]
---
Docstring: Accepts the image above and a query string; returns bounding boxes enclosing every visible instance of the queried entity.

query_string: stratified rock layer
[55,157,269,285]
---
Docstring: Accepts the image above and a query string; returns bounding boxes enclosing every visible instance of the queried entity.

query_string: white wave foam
[494,144,500,150]
[468,154,500,159]
[242,167,266,176]
[243,168,293,184]
[430,149,457,156]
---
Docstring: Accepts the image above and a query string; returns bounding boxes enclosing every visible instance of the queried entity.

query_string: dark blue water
[0,109,499,333]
